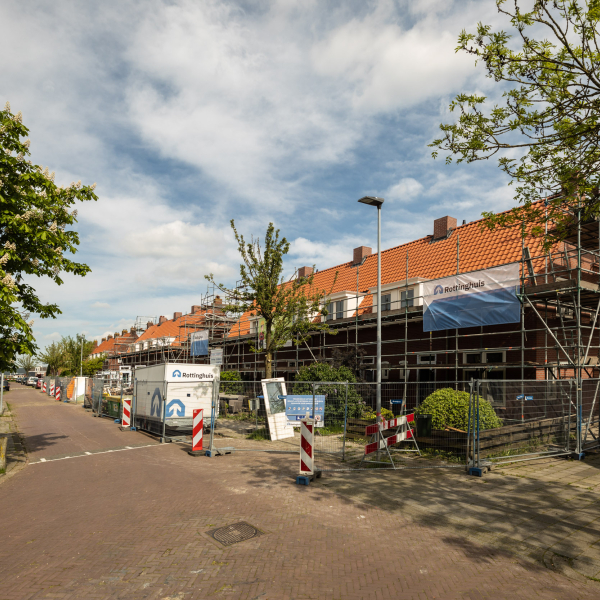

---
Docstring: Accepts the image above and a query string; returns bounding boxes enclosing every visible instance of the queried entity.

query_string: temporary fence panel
[475,379,579,465]
[65,376,87,404]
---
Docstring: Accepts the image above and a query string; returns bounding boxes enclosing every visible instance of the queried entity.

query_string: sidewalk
[0,396,27,481]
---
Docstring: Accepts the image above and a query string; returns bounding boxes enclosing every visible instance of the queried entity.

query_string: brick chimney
[93,340,98,348]
[158,316,167,324]
[191,305,202,314]
[298,266,313,278]
[214,296,223,306]
[101,338,106,343]
[107,334,113,339]
[121,329,127,336]
[173,312,182,320]
[353,246,372,265]
[146,320,153,330]
[433,216,457,239]
[130,326,136,333]
[114,332,119,339]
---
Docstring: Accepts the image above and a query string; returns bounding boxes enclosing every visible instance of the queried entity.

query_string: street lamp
[358,196,384,435]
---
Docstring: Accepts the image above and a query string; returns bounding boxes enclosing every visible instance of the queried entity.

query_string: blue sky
[1,0,517,347]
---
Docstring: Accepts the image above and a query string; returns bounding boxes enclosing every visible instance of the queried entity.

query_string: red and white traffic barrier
[364,413,419,457]
[42,381,47,393]
[299,419,314,475]
[50,383,55,397]
[55,386,61,402]
[122,398,131,428]
[192,409,203,451]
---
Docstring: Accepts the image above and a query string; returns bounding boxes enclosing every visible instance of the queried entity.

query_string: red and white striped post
[298,419,314,481]
[42,381,47,393]
[121,398,131,429]
[50,383,54,397]
[188,409,204,456]
[55,386,61,402]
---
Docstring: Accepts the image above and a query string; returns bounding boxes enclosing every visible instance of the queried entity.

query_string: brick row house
[221,213,600,385]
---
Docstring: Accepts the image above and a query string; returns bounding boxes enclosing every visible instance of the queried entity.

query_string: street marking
[29,443,171,465]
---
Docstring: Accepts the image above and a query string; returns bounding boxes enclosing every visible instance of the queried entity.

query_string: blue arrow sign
[166,399,185,417]
[151,387,163,417]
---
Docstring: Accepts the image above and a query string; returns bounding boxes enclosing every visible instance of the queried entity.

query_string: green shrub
[414,388,502,431]
[220,370,244,394]
[293,362,365,423]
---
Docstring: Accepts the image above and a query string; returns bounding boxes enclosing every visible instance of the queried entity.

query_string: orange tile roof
[228,211,547,338]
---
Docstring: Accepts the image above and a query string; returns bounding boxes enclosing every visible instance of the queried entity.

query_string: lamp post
[358,196,384,441]
[80,336,84,377]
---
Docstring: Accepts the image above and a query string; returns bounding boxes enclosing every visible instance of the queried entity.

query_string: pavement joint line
[30,443,174,464]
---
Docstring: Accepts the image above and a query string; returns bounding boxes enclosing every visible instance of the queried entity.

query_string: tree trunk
[264,322,273,379]
[264,351,272,380]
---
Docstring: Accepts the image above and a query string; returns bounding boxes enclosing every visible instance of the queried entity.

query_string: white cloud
[43,332,62,341]
[385,178,424,202]
[1,0,519,344]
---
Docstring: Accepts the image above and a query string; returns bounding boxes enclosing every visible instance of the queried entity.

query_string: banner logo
[172,369,182,377]
[434,285,444,295]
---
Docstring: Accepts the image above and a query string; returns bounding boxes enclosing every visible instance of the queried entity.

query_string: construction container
[134,363,220,430]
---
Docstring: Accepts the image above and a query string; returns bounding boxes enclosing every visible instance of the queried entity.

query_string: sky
[0,0,518,347]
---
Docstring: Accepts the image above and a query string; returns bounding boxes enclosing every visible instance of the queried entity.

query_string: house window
[250,320,258,334]
[381,293,391,312]
[464,352,482,364]
[326,303,333,321]
[335,300,345,320]
[485,352,504,364]
[401,289,414,308]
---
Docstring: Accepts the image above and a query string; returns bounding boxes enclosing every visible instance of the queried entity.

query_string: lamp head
[358,196,384,207]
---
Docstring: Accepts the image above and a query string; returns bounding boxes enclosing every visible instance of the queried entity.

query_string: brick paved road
[0,386,597,599]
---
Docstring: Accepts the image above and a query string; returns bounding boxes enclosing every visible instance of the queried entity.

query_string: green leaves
[431,1,600,241]
[414,388,502,431]
[0,103,97,371]
[206,221,337,378]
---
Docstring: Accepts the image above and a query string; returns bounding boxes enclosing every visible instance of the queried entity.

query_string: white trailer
[134,363,220,430]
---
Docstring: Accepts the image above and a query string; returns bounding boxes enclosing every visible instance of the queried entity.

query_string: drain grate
[207,522,264,546]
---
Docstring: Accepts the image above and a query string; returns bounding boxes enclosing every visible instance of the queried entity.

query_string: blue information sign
[516,395,534,401]
[390,399,404,405]
[283,395,325,427]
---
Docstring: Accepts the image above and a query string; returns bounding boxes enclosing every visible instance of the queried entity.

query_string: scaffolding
[219,201,600,454]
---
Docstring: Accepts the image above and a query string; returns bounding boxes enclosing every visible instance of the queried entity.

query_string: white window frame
[368,277,429,313]
[463,352,483,365]
[322,291,363,322]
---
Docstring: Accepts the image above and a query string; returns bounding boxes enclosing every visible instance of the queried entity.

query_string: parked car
[2,380,9,392]
[27,377,37,386]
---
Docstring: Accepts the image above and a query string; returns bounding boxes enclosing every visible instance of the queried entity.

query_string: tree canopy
[0,102,97,371]
[206,221,336,379]
[431,0,600,241]
[37,335,97,376]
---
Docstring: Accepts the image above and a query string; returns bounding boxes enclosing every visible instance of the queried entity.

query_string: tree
[293,362,366,424]
[430,1,600,242]
[0,102,97,372]
[206,221,336,379]
[15,354,36,373]
[81,355,104,378]
[37,341,64,376]
[37,334,96,376]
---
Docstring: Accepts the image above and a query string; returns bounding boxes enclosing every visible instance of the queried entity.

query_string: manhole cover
[207,522,264,546]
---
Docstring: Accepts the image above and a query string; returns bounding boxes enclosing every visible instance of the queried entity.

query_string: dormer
[321,290,366,322]
[368,277,429,313]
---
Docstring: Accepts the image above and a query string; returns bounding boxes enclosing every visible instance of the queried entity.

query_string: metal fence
[209,378,599,471]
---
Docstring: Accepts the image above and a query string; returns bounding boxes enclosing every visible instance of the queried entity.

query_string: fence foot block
[130,426,137,431]
[468,467,485,477]
[296,475,311,486]
[569,452,586,461]
[114,419,121,424]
